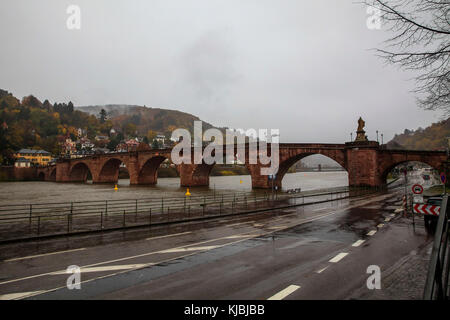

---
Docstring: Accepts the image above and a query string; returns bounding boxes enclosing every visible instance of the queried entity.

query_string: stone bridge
[36,141,447,189]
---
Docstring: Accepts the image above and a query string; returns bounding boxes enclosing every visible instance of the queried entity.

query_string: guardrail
[0,186,381,242]
[424,195,450,300]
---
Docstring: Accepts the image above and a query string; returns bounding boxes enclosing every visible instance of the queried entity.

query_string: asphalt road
[0,186,434,300]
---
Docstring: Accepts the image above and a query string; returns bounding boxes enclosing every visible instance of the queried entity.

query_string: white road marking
[253,223,264,227]
[384,217,391,222]
[377,223,384,228]
[267,285,300,300]
[5,248,86,262]
[367,230,377,236]
[227,221,255,227]
[329,252,349,263]
[159,246,219,254]
[390,213,396,217]
[352,240,365,247]
[394,208,404,213]
[226,234,255,239]
[316,267,328,274]
[51,264,148,275]
[0,196,389,298]
[268,225,287,230]
[146,231,191,241]
[0,291,46,300]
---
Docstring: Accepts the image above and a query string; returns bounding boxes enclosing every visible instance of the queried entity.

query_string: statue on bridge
[355,117,368,142]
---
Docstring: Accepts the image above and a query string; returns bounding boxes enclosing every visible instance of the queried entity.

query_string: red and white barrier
[413,204,440,216]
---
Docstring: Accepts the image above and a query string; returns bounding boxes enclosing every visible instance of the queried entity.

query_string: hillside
[387,118,450,151]
[0,89,109,164]
[76,105,221,137]
[0,89,239,165]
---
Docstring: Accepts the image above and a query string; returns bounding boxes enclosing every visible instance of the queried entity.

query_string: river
[0,171,348,205]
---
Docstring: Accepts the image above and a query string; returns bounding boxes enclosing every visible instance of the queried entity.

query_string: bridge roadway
[0,181,433,300]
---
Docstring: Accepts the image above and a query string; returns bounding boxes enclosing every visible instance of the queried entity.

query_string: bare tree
[364,0,450,113]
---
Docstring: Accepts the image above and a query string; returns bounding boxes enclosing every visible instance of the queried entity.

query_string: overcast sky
[0,0,444,143]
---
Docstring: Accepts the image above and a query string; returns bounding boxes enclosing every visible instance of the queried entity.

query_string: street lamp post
[376,130,379,143]
[381,133,384,145]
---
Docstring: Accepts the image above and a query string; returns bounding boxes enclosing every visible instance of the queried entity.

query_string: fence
[424,195,450,299]
[0,186,381,242]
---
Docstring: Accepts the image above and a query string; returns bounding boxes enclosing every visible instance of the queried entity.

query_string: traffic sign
[412,184,423,194]
[413,195,424,204]
[441,172,446,184]
[413,204,440,216]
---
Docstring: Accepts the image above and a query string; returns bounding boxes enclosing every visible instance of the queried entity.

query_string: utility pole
[381,133,384,145]
[376,130,379,143]
[404,165,408,215]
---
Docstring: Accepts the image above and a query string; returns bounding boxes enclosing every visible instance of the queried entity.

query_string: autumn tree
[99,109,107,123]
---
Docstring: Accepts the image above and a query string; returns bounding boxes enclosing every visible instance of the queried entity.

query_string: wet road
[0,187,433,300]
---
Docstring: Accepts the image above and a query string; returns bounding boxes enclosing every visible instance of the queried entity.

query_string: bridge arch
[38,172,45,181]
[378,152,446,185]
[69,162,93,182]
[138,155,173,184]
[273,150,347,189]
[97,158,130,184]
[380,160,441,183]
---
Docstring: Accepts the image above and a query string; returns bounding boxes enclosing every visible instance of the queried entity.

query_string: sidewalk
[352,223,433,300]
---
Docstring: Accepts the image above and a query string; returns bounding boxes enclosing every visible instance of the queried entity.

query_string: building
[154,134,166,147]
[14,149,53,166]
[61,138,77,156]
[78,137,94,150]
[95,135,109,142]
[14,157,31,168]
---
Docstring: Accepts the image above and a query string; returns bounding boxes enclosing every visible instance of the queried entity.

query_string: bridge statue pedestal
[345,141,382,187]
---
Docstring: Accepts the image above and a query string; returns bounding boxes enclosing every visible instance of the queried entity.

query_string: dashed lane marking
[316,267,328,274]
[267,285,301,300]
[352,240,365,247]
[377,223,384,228]
[329,252,348,263]
[367,230,377,236]
[384,217,391,222]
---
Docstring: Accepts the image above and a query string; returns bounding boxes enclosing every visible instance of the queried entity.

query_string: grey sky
[0,0,443,143]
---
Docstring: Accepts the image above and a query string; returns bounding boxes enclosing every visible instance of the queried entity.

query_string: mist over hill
[387,117,450,151]
[76,104,223,137]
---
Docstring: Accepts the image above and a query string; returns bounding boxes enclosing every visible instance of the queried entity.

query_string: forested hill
[0,89,227,165]
[387,118,450,151]
[75,105,222,137]
[0,89,110,163]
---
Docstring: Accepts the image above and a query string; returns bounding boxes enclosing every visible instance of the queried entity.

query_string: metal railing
[424,195,450,300]
[0,186,381,242]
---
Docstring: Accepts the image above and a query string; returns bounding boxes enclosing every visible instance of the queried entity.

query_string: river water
[0,171,348,205]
